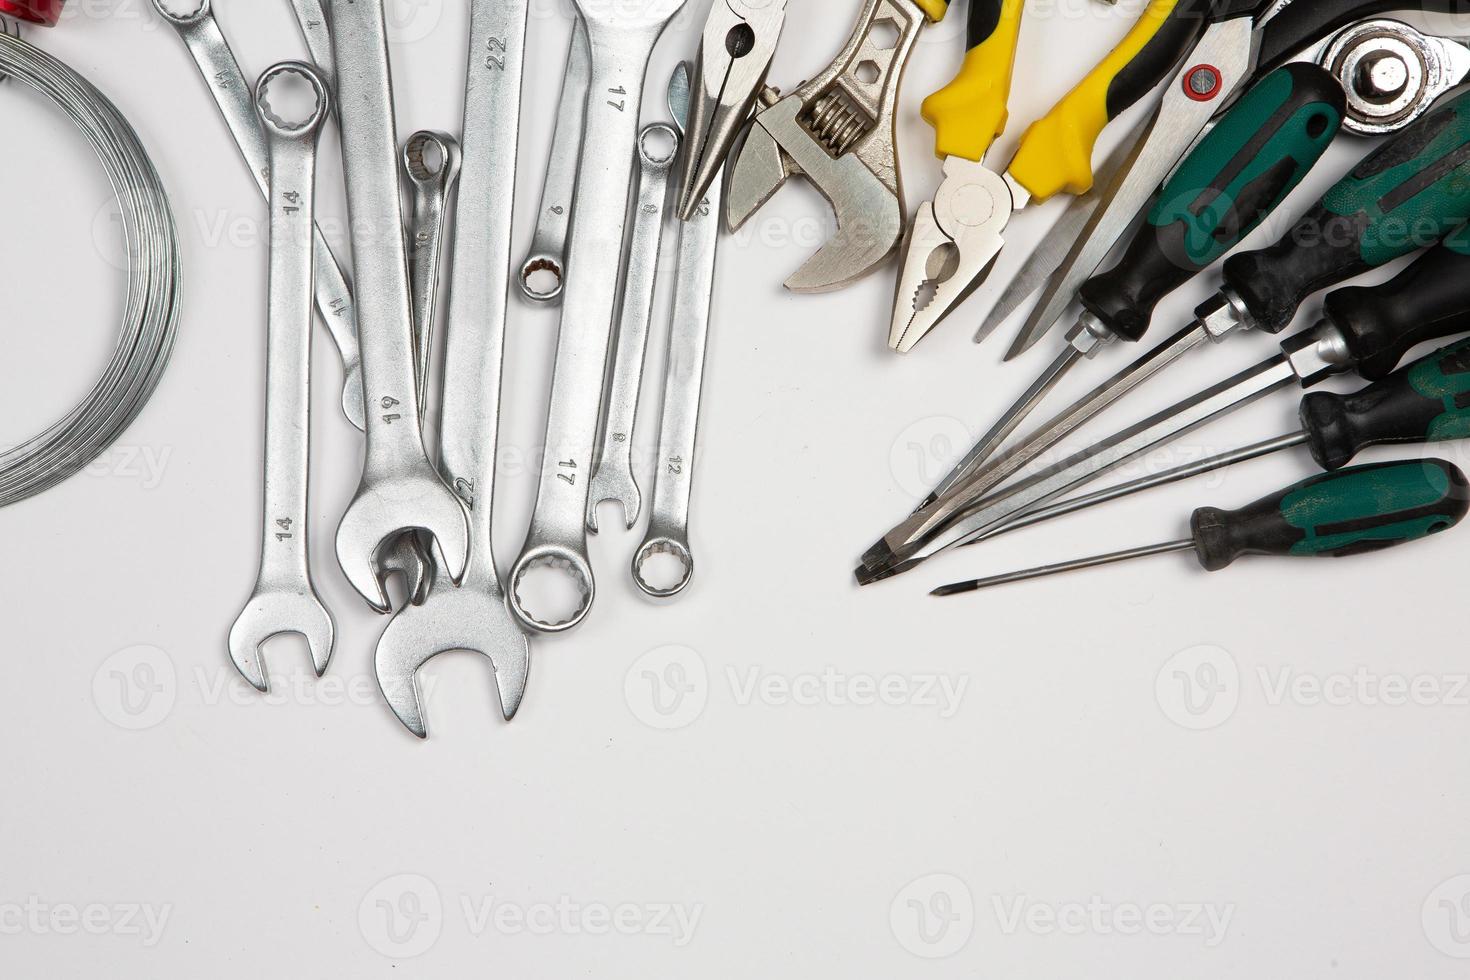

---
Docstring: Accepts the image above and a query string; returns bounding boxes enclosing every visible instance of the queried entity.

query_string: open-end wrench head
[228,588,335,693]
[374,583,530,737]
[335,466,471,613]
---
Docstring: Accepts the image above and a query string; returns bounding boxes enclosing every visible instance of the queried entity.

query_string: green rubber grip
[1221,87,1470,334]
[1189,459,1469,571]
[1078,64,1343,343]
[1300,336,1470,470]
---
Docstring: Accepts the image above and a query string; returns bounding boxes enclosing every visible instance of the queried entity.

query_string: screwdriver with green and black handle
[983,329,1470,538]
[931,458,1469,595]
[874,84,1470,577]
[860,233,1470,583]
[919,62,1346,508]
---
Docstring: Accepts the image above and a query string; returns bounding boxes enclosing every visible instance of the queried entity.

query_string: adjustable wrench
[150,0,366,431]
[587,121,679,533]
[519,15,590,304]
[634,63,721,599]
[508,0,689,633]
[329,0,470,613]
[375,0,532,738]
[229,63,336,691]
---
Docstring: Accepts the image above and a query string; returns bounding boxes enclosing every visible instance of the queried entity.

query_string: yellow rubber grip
[919,0,1024,162]
[1008,0,1184,201]
[912,0,950,22]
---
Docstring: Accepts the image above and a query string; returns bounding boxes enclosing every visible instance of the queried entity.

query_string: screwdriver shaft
[932,540,1194,595]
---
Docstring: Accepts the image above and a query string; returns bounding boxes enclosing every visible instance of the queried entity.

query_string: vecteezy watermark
[92,645,178,731]
[1155,644,1241,731]
[359,874,443,959]
[890,876,1233,957]
[0,897,171,947]
[890,874,975,959]
[384,0,445,44]
[1424,875,1470,959]
[889,416,972,498]
[357,875,702,958]
[624,647,971,730]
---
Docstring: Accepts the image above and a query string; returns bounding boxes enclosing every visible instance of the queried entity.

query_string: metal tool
[726,0,945,293]
[0,31,182,506]
[860,234,1470,583]
[890,0,1239,352]
[917,63,1345,509]
[519,15,589,303]
[587,122,679,534]
[675,0,789,221]
[329,0,470,613]
[508,0,689,633]
[150,0,366,431]
[229,62,335,692]
[374,0,532,739]
[996,3,1470,358]
[933,459,1468,595]
[287,0,334,87]
[988,335,1470,539]
[900,78,1470,546]
[374,131,462,607]
[633,63,721,600]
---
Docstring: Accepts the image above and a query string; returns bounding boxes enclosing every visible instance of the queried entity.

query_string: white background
[5,0,1470,975]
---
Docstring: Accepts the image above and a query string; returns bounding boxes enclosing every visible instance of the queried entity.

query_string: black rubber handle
[1079,63,1343,343]
[1324,237,1470,383]
[1189,459,1468,571]
[1301,336,1470,469]
[1220,90,1470,335]
[965,0,1002,49]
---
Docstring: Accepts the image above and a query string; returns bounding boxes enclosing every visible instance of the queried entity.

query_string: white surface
[5,1,1470,975]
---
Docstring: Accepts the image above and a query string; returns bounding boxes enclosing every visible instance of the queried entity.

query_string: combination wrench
[287,0,334,89]
[518,14,589,304]
[375,0,533,738]
[586,121,679,534]
[376,130,463,606]
[150,0,365,432]
[508,0,690,634]
[329,0,470,613]
[633,62,721,600]
[228,62,336,691]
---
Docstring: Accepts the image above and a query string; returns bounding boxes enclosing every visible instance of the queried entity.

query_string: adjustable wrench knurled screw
[586,122,679,534]
[506,0,690,634]
[228,62,336,691]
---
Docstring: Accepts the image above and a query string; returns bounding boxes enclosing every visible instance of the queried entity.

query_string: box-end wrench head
[507,0,689,633]
[229,62,336,692]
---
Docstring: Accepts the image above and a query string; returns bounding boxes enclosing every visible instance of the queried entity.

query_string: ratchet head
[374,583,531,738]
[728,93,904,292]
[889,158,1019,352]
[675,0,787,220]
[335,465,471,614]
[228,586,335,693]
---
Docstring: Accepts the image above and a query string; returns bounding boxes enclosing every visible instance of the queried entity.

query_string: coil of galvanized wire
[0,29,181,506]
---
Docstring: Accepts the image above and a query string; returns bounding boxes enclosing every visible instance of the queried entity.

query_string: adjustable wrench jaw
[676,0,788,221]
[725,0,932,292]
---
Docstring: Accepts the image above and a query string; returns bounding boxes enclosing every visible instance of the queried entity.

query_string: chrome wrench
[633,63,719,600]
[519,14,590,303]
[329,0,470,613]
[508,0,690,633]
[229,63,336,692]
[586,121,679,533]
[377,130,463,606]
[150,0,366,431]
[375,0,533,739]
[287,0,335,88]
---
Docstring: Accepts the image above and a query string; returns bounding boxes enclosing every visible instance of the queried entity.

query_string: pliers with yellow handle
[890,0,1228,353]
